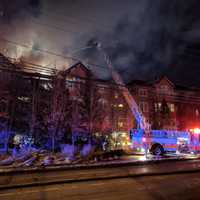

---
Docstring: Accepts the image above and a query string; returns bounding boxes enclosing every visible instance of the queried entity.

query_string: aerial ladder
[71,42,194,155]
[69,42,150,130]
[95,42,195,155]
[95,43,150,131]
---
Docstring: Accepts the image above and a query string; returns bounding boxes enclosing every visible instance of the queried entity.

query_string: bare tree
[78,80,107,139]
[47,71,72,152]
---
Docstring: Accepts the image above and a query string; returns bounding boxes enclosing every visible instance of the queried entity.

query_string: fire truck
[96,42,200,155]
[130,128,200,155]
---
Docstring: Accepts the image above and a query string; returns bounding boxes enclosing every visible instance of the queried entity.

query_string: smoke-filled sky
[0,0,200,86]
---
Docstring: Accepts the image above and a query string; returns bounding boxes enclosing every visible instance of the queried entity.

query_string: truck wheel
[151,145,164,156]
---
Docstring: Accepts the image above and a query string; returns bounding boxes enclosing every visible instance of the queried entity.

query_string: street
[0,153,200,188]
[1,170,200,200]
[1,158,200,199]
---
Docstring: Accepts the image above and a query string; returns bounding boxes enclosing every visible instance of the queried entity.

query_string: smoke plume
[0,0,200,86]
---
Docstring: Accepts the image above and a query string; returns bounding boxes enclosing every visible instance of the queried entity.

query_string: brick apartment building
[128,76,200,131]
[64,63,200,133]
[64,62,129,135]
[0,52,200,139]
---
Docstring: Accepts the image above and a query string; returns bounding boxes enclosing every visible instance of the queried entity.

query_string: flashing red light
[190,128,200,134]
[193,128,200,134]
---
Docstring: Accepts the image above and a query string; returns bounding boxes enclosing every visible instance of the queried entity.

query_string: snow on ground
[0,148,122,168]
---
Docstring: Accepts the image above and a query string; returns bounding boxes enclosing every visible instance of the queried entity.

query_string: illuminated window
[118,104,124,108]
[155,102,162,111]
[154,103,158,112]
[160,85,168,91]
[196,109,199,117]
[114,92,118,99]
[155,103,161,112]
[17,96,30,103]
[42,83,52,90]
[118,122,123,128]
[170,104,175,112]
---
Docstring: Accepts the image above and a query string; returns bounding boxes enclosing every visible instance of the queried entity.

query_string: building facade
[0,52,200,141]
[59,63,200,133]
[128,76,200,131]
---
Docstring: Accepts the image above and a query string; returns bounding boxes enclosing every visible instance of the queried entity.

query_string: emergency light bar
[190,128,200,134]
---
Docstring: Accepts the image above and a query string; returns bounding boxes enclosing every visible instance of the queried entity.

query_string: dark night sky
[0,0,200,87]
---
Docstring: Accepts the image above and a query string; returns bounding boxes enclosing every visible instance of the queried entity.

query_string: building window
[42,83,51,90]
[99,87,105,94]
[138,88,148,97]
[160,85,168,91]
[139,101,149,113]
[154,103,158,112]
[155,102,162,112]
[118,104,124,108]
[17,96,30,103]
[196,109,199,117]
[169,104,175,112]
[99,98,107,106]
[114,92,119,99]
[118,122,124,128]
[67,81,73,89]
[170,120,174,126]
[158,102,162,110]
[158,85,170,94]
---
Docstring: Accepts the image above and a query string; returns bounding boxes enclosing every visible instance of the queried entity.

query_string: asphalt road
[1,156,200,189]
[1,171,200,200]
[1,156,200,200]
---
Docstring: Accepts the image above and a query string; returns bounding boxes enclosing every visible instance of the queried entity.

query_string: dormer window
[160,85,168,91]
